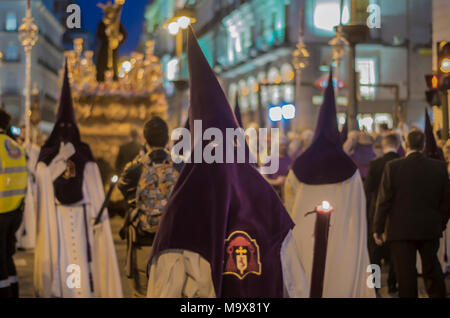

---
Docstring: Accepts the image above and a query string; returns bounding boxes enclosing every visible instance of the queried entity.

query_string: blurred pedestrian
[374,130,450,298]
[118,116,179,298]
[264,136,292,200]
[364,133,401,295]
[344,131,376,180]
[0,108,28,298]
[115,129,143,174]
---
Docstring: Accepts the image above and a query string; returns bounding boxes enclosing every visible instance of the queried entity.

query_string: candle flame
[316,200,333,214]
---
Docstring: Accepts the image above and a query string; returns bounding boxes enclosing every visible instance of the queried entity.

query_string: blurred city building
[42,0,93,50]
[0,0,65,129]
[142,0,432,133]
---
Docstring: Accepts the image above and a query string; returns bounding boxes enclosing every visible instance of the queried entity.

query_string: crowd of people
[0,27,449,299]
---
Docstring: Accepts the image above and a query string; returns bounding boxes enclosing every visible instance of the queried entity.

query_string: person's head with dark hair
[406,130,425,152]
[143,116,169,148]
[379,123,389,131]
[130,129,139,141]
[0,107,12,131]
[381,133,400,153]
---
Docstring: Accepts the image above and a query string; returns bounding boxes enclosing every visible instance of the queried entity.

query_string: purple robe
[149,27,293,298]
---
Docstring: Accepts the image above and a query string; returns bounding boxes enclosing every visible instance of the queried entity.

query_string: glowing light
[168,21,180,35]
[441,58,450,73]
[313,2,350,32]
[111,175,119,183]
[177,16,191,29]
[317,200,333,213]
[122,61,132,73]
[281,104,296,120]
[432,75,439,89]
[167,58,179,81]
[269,106,282,122]
[10,126,21,136]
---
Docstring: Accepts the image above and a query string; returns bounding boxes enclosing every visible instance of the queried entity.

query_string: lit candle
[307,200,334,298]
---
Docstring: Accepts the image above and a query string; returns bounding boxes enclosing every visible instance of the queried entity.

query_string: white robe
[34,160,123,298]
[16,143,40,249]
[147,231,309,298]
[284,170,376,298]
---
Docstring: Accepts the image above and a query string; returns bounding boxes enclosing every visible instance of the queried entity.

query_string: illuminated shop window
[228,83,238,106]
[238,79,249,110]
[357,114,374,133]
[6,43,19,61]
[5,12,17,31]
[313,0,349,33]
[356,58,377,100]
[247,76,258,110]
[374,113,394,131]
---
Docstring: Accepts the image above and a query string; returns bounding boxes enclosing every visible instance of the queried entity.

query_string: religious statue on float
[96,0,127,82]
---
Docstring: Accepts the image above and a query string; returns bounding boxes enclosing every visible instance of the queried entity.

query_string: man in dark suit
[374,130,450,298]
[365,133,401,294]
[115,129,142,174]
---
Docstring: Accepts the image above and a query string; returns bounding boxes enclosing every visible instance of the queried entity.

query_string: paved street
[12,215,450,298]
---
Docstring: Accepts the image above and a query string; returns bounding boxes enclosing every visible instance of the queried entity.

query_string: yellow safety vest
[0,133,28,213]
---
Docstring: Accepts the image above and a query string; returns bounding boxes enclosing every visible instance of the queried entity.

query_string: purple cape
[350,144,376,179]
[38,62,95,204]
[291,70,357,185]
[149,27,294,297]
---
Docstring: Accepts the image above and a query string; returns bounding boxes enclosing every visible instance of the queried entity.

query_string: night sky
[76,0,151,55]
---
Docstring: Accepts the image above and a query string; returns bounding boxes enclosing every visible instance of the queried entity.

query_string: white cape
[34,161,123,298]
[284,170,375,298]
[16,143,40,249]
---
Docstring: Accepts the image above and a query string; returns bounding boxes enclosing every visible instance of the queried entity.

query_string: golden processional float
[63,0,168,169]
[64,39,167,168]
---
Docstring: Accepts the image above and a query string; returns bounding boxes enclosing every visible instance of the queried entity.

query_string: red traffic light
[432,75,439,89]
[425,74,439,89]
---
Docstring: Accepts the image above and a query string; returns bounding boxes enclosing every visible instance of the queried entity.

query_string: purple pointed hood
[234,94,243,127]
[38,62,95,204]
[424,109,444,161]
[149,27,294,298]
[291,70,357,184]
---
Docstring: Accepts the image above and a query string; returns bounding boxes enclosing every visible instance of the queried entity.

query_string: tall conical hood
[291,70,356,184]
[424,109,444,161]
[37,61,95,204]
[56,62,77,124]
[234,94,243,127]
[187,27,238,133]
[149,27,294,297]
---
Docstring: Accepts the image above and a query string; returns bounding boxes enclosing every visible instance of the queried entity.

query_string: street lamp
[164,9,196,126]
[19,0,38,145]
[164,12,196,80]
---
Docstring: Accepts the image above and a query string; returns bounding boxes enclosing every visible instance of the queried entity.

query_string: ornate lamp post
[292,8,310,130]
[328,28,348,96]
[19,0,38,144]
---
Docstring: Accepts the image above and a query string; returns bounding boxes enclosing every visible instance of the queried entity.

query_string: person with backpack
[118,117,179,298]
